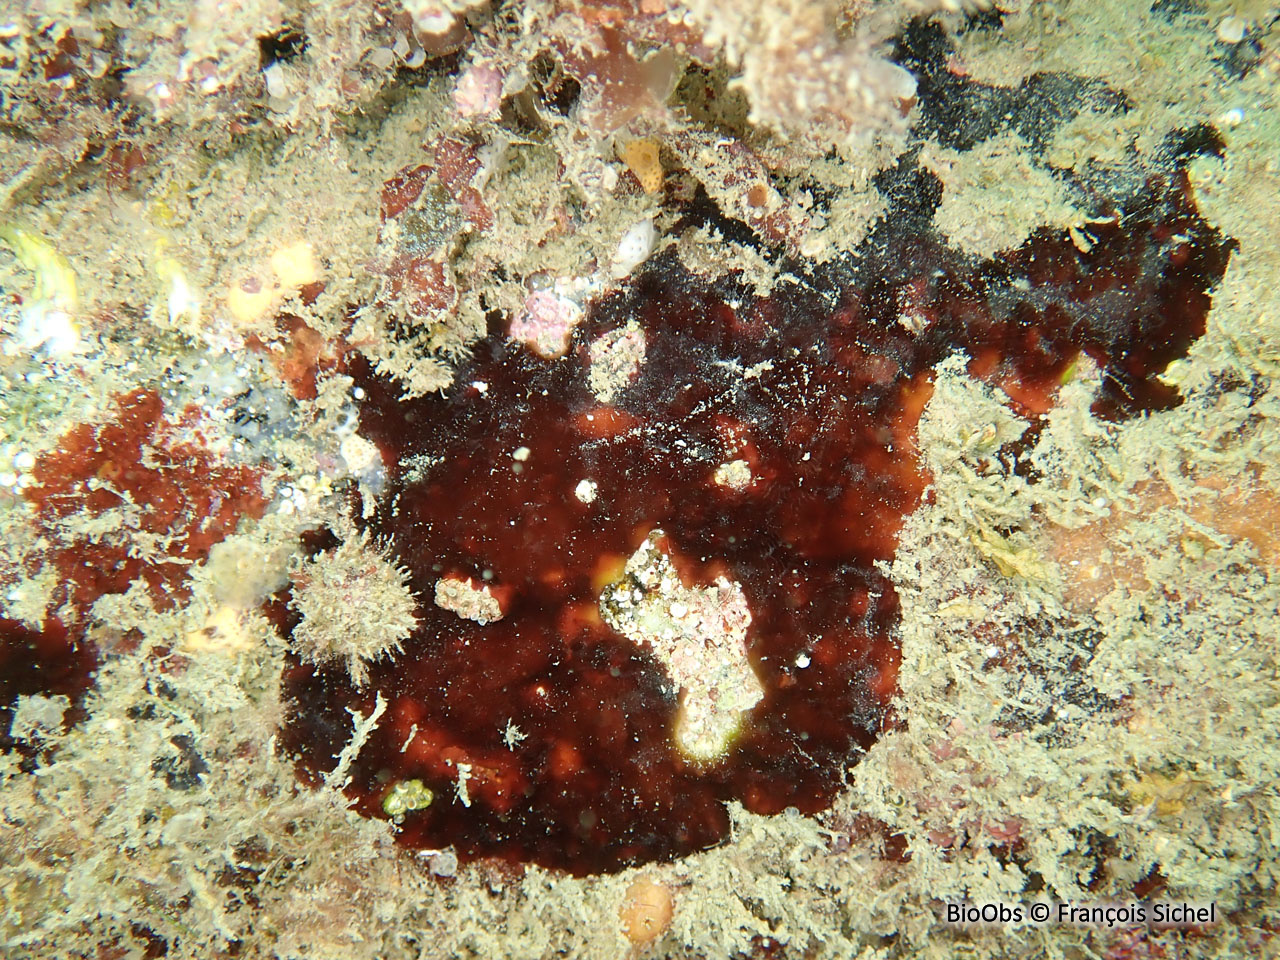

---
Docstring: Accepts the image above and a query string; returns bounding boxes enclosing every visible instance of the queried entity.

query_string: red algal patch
[280,163,1232,875]
[376,135,492,322]
[384,255,458,321]
[381,163,433,221]
[24,388,268,615]
[249,314,341,401]
[432,135,494,232]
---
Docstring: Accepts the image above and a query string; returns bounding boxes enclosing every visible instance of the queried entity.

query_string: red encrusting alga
[24,388,269,615]
[280,162,1233,875]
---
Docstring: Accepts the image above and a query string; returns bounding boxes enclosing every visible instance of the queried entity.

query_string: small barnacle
[288,530,418,686]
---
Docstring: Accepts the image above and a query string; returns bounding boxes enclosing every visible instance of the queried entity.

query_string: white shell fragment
[611,219,657,279]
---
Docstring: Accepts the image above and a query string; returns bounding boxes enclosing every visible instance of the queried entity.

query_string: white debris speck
[455,762,473,807]
[399,723,419,753]
[263,63,289,98]
[503,719,527,750]
[574,479,598,504]
[795,653,811,669]
[512,446,531,462]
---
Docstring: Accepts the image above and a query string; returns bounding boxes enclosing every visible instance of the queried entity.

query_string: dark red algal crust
[280,168,1232,875]
[0,617,96,762]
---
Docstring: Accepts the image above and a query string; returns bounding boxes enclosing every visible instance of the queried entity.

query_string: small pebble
[1217,16,1246,44]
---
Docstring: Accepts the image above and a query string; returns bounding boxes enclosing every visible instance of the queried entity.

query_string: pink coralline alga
[508,288,584,358]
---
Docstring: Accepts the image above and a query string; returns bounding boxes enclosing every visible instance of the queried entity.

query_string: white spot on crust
[714,459,752,491]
